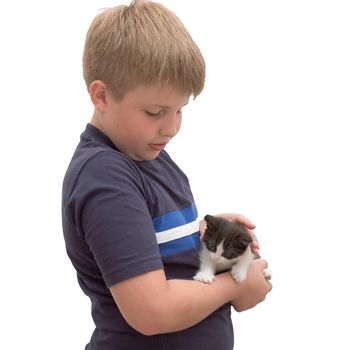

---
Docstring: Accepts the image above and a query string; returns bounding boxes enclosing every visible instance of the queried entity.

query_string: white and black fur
[194,215,271,283]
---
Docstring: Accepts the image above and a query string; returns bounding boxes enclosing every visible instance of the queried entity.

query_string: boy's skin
[88,79,272,336]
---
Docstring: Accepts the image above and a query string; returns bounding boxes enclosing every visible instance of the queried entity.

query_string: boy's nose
[160,114,181,138]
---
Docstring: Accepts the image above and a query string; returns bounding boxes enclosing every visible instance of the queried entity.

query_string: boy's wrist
[213,271,241,303]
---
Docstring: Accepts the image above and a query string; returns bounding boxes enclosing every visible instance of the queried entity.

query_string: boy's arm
[109,259,271,336]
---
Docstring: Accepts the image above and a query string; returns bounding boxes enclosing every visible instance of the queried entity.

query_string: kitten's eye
[208,245,216,253]
[222,250,235,259]
[223,241,232,250]
[206,241,217,253]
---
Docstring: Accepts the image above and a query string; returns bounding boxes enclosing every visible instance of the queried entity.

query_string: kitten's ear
[204,215,216,231]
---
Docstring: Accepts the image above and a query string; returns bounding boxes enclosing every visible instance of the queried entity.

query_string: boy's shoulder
[69,123,134,168]
[62,124,140,199]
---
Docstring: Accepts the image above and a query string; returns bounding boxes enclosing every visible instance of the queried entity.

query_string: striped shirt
[62,124,233,350]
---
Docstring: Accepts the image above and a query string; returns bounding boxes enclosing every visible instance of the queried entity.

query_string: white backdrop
[1,1,349,349]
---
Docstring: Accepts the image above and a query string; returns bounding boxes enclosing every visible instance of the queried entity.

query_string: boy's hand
[231,259,272,312]
[199,213,260,255]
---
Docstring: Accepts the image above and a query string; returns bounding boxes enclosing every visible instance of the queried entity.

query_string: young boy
[62,1,272,349]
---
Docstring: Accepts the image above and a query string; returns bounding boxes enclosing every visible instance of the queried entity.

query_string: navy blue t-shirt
[62,124,233,349]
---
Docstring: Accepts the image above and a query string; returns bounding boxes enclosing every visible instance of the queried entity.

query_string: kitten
[194,215,271,283]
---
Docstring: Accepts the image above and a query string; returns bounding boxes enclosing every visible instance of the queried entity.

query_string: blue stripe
[152,203,198,232]
[158,232,200,257]
[153,203,199,257]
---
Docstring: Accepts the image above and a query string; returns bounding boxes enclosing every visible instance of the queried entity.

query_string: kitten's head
[203,215,252,261]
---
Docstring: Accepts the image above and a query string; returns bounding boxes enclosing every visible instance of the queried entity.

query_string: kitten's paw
[263,268,272,280]
[193,271,216,284]
[230,268,247,283]
[230,269,247,283]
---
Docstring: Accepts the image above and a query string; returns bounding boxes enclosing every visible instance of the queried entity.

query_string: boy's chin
[132,150,161,161]
[145,151,162,160]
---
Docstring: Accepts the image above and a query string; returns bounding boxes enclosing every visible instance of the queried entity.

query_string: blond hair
[83,0,205,100]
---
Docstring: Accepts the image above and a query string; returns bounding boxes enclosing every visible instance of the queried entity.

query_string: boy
[62,1,272,349]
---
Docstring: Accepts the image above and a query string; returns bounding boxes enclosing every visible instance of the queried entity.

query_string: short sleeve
[73,151,163,288]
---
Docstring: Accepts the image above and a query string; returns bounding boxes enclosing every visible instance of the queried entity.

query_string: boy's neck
[90,111,104,134]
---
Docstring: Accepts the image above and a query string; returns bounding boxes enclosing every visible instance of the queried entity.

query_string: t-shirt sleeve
[73,151,163,288]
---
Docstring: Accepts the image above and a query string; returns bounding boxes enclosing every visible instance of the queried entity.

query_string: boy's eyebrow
[146,101,189,109]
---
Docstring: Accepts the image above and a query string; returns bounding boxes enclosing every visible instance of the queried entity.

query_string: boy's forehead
[127,85,190,106]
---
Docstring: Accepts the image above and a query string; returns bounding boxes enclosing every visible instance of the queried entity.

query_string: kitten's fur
[194,215,270,283]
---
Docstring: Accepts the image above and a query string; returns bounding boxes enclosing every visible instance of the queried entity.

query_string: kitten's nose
[213,255,221,262]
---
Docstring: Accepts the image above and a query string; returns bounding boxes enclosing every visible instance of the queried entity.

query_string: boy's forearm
[112,270,238,336]
[156,272,237,333]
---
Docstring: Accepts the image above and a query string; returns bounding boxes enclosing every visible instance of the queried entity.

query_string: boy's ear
[89,80,108,113]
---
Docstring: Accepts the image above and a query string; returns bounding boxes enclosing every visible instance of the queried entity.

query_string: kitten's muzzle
[210,253,223,263]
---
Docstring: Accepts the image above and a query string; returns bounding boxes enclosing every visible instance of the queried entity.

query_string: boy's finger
[236,215,256,230]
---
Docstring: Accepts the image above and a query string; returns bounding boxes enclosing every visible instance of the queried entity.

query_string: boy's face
[96,85,189,161]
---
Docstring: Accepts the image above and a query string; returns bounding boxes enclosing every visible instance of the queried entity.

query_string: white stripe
[155,219,200,244]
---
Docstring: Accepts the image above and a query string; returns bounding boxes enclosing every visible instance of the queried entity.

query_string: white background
[1,0,349,349]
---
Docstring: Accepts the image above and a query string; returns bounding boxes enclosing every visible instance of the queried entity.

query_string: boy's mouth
[149,143,167,151]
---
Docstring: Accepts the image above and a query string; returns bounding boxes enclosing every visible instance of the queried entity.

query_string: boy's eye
[145,110,162,117]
